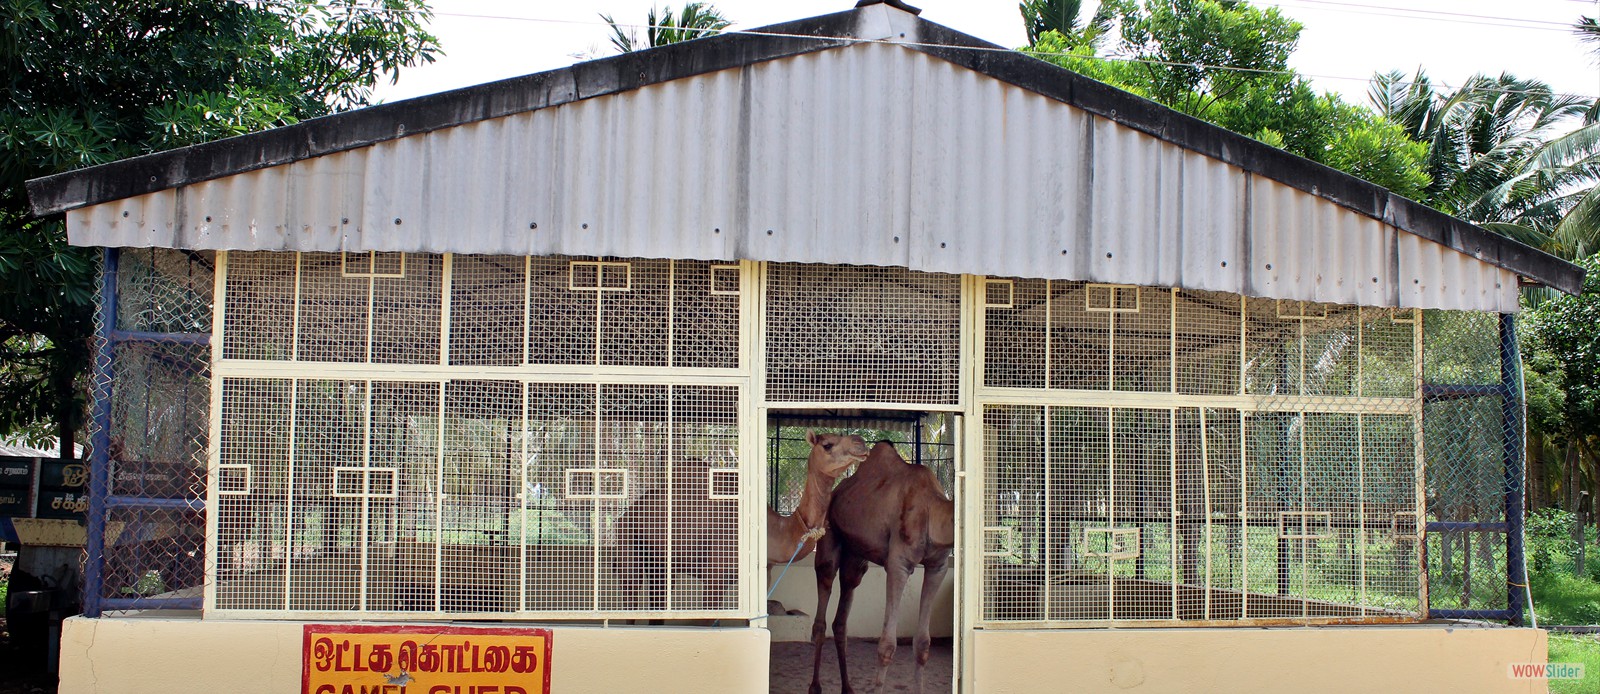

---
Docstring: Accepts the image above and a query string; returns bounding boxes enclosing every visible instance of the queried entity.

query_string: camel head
[804,430,870,479]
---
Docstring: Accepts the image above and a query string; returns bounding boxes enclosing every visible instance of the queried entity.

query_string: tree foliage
[0,0,439,450]
[601,2,731,54]
[1025,0,1431,200]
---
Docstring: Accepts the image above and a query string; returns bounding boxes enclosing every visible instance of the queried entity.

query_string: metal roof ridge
[21,5,1585,294]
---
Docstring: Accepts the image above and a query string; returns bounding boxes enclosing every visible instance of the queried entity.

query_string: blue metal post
[1501,313,1527,627]
[83,247,118,618]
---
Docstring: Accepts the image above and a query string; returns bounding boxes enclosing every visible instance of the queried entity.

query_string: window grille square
[341,251,407,278]
[565,468,629,499]
[372,252,405,277]
[982,526,1015,556]
[341,250,373,276]
[1085,284,1140,313]
[332,467,366,497]
[709,265,741,295]
[570,261,601,290]
[367,467,398,498]
[984,279,1014,308]
[600,262,631,290]
[1391,511,1421,540]
[1276,299,1328,320]
[596,468,628,497]
[569,261,632,292]
[1277,511,1334,539]
[217,464,251,495]
[707,468,740,499]
[1082,527,1141,560]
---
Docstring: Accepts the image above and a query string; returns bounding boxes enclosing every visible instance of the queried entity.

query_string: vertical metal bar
[1358,412,1367,615]
[1042,406,1051,619]
[1106,406,1115,620]
[434,381,445,612]
[1169,408,1178,619]
[359,381,372,611]
[519,382,528,613]
[666,384,674,610]
[84,247,119,618]
[203,252,227,613]
[1501,313,1526,626]
[914,416,924,466]
[284,378,299,611]
[1201,407,1213,620]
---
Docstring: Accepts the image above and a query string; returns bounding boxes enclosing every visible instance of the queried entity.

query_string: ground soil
[771,637,953,694]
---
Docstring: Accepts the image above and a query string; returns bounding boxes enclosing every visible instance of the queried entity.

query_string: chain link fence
[85,248,212,613]
[1421,309,1523,622]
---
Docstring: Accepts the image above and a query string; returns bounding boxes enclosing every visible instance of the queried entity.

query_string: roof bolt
[894,236,900,243]
[1061,250,1068,255]
[394,217,402,225]
[204,216,212,223]
[341,217,349,225]
[1106,252,1113,258]
[713,227,720,234]
[529,222,538,229]
[940,242,947,249]
[767,229,774,235]
[122,211,129,218]
[1265,263,1273,270]
[1220,261,1227,267]
[1371,277,1378,283]
[582,223,589,229]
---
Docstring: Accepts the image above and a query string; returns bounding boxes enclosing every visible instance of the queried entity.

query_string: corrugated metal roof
[61,37,1521,311]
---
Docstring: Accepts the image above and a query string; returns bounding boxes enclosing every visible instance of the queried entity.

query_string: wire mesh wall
[86,248,213,613]
[204,252,748,618]
[87,248,1525,626]
[979,281,1427,626]
[765,263,961,406]
[1421,310,1521,620]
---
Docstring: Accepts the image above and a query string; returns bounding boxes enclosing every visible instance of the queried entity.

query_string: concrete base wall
[766,556,954,642]
[58,616,768,694]
[969,626,1549,693]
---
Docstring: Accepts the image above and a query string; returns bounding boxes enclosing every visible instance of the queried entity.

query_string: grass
[1532,570,1600,625]
[1547,634,1600,694]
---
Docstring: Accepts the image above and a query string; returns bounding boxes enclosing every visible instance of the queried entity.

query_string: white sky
[372,0,1600,110]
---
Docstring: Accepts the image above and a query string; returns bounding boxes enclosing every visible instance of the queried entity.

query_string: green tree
[1371,70,1588,239]
[1019,0,1112,48]
[1025,0,1431,199]
[0,0,439,454]
[601,2,731,54]
[1522,255,1600,519]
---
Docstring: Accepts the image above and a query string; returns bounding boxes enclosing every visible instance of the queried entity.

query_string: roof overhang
[24,4,1584,307]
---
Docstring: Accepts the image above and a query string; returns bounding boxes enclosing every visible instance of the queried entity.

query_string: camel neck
[794,469,836,529]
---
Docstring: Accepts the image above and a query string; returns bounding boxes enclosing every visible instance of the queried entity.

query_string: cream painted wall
[969,626,1550,694]
[58,616,768,694]
[765,556,955,642]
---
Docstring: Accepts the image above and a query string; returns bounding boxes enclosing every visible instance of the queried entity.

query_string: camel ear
[805,429,818,445]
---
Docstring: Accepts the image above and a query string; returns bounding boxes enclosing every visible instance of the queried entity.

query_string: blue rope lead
[767,535,812,601]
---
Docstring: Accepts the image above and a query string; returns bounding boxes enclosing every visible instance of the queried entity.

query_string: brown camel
[768,431,870,566]
[810,440,954,694]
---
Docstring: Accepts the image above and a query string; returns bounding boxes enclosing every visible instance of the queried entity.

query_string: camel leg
[912,561,949,694]
[809,534,841,694]
[833,553,869,694]
[872,558,914,694]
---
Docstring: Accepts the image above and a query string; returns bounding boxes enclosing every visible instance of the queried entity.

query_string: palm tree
[600,3,731,54]
[1369,69,1589,249]
[1019,0,1113,47]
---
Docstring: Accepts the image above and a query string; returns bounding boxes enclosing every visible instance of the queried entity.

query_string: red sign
[302,624,552,694]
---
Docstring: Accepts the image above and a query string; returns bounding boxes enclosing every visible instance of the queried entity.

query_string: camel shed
[26,3,1584,692]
